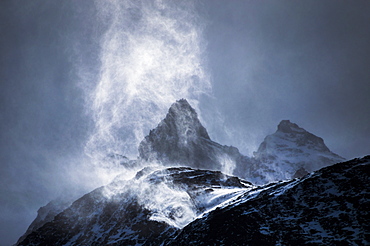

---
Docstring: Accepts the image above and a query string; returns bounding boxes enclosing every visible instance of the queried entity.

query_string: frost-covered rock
[139,99,245,174]
[251,120,345,183]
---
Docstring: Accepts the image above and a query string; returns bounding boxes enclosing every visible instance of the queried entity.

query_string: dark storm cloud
[201,0,370,158]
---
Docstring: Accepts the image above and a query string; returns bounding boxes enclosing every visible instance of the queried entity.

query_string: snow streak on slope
[83,0,210,165]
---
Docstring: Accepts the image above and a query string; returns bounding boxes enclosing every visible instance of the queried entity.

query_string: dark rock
[169,156,370,245]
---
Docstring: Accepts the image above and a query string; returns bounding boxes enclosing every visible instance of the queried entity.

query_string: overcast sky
[1,1,370,245]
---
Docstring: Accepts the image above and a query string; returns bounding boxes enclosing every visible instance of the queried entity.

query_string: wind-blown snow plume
[102,166,197,229]
[82,0,210,166]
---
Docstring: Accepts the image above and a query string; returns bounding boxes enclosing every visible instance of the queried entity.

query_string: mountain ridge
[17,167,252,245]
[139,99,344,184]
[17,99,359,246]
[17,156,370,245]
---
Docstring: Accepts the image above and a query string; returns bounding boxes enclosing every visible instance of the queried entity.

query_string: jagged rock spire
[138,99,241,171]
[163,99,210,142]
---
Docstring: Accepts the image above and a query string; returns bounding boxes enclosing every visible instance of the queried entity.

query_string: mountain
[18,156,370,245]
[138,99,246,174]
[17,167,252,245]
[170,156,370,245]
[18,99,354,245]
[138,99,344,184]
[251,120,345,183]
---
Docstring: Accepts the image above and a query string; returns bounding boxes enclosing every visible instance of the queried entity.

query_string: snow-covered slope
[170,156,370,245]
[251,120,345,183]
[17,167,252,246]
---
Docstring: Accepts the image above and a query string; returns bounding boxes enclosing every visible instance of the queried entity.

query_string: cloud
[80,0,211,164]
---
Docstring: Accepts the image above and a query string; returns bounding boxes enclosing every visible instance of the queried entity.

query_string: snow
[141,169,252,229]
[270,179,300,196]
[63,232,83,246]
[259,226,270,235]
[196,188,250,217]
[252,120,345,184]
[100,166,254,230]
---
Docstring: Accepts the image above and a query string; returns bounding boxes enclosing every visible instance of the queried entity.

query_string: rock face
[252,120,345,183]
[17,167,251,246]
[170,156,370,245]
[139,99,244,173]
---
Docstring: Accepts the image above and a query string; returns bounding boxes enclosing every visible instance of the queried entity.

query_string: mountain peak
[165,99,210,140]
[138,99,242,171]
[253,120,345,181]
[259,120,339,155]
[277,120,305,133]
[138,99,211,166]
[169,98,192,112]
[169,98,192,113]
[275,120,329,152]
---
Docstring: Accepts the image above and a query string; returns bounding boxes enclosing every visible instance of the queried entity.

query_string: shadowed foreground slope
[170,156,370,245]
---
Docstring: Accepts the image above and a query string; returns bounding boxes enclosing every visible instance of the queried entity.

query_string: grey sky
[1,1,370,245]
[201,0,370,158]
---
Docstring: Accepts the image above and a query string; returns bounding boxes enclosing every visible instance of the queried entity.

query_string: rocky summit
[252,119,345,183]
[139,99,244,173]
